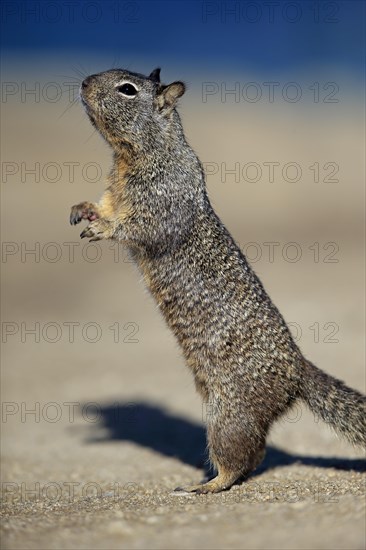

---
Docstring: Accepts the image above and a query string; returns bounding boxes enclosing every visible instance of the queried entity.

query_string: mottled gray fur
[70,68,365,493]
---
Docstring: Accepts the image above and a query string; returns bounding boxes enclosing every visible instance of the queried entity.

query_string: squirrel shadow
[82,401,366,475]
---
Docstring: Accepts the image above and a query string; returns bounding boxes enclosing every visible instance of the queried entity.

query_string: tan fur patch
[98,190,116,218]
[98,156,134,223]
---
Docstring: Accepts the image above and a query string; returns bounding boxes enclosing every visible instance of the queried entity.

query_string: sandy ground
[1,79,365,549]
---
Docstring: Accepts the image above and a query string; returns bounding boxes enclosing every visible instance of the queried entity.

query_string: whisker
[111,55,121,70]
[77,62,89,77]
[71,64,87,80]
[53,74,82,81]
[57,97,79,120]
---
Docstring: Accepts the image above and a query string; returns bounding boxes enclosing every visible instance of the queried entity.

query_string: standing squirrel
[70,67,365,494]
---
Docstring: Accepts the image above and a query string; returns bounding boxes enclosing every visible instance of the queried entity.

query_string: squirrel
[70,67,365,494]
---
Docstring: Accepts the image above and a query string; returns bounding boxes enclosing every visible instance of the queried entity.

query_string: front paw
[80,219,114,242]
[70,202,99,225]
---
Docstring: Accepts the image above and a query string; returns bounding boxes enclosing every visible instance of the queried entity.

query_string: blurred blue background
[1,0,364,80]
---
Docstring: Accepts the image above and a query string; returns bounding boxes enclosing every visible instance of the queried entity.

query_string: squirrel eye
[117,83,138,97]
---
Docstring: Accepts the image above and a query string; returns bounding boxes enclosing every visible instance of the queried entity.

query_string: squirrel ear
[155,81,185,113]
[149,68,161,83]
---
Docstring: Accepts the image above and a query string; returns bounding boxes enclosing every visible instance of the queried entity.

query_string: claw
[70,209,81,226]
[173,472,237,494]
[76,215,112,242]
[80,227,92,239]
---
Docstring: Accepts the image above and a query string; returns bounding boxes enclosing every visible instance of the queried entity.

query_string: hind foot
[174,469,239,494]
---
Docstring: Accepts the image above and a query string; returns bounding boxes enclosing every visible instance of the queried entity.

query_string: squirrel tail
[299,360,366,447]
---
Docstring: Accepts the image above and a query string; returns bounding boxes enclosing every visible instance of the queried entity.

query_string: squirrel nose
[81,75,94,89]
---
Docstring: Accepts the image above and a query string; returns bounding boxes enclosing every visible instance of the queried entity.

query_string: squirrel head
[80,68,186,153]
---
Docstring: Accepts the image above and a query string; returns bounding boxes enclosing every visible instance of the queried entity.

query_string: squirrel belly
[70,67,366,494]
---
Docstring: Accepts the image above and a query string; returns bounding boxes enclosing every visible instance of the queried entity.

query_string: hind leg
[175,406,266,494]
